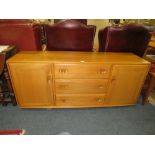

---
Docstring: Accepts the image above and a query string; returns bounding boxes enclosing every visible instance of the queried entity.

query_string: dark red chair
[44,20,96,51]
[54,19,87,25]
[98,24,152,105]
[98,24,151,57]
[0,19,42,51]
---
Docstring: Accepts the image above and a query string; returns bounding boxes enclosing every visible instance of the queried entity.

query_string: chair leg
[4,68,16,106]
[142,75,155,105]
[0,86,4,105]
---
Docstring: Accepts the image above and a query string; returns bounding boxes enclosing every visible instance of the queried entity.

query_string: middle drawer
[55,79,108,94]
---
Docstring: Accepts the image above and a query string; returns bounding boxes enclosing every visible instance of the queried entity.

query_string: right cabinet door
[107,65,149,106]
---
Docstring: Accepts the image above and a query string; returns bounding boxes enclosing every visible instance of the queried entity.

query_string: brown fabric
[44,20,96,51]
[98,27,109,53]
[98,24,151,57]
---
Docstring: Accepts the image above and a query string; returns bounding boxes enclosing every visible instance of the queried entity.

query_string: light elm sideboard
[7,51,150,108]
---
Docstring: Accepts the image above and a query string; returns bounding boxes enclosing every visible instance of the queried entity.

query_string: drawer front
[55,79,108,94]
[54,64,111,78]
[56,94,106,106]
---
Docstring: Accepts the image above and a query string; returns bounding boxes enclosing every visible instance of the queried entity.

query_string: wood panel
[8,63,54,107]
[7,52,150,65]
[54,63,111,79]
[56,94,106,106]
[107,65,150,105]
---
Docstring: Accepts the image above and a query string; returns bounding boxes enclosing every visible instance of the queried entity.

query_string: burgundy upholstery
[0,19,33,24]
[0,54,5,75]
[54,19,87,25]
[44,20,96,51]
[98,24,151,57]
[0,20,42,51]
[75,19,87,25]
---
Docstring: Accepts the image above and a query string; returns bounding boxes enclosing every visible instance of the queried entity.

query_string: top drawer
[54,63,111,78]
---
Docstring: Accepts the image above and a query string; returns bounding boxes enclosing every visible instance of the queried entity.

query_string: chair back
[54,19,87,25]
[0,20,42,51]
[44,20,96,51]
[98,24,151,57]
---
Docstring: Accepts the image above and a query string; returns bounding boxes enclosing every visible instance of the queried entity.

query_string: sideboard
[7,51,150,108]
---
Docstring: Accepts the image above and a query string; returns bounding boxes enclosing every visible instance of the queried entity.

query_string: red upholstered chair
[54,19,87,25]
[0,19,42,51]
[44,20,96,51]
[98,24,151,57]
[98,24,152,104]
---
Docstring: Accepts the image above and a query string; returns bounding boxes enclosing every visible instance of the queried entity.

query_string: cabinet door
[8,63,54,107]
[107,65,149,105]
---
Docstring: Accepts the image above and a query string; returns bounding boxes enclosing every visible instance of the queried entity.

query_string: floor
[0,101,155,135]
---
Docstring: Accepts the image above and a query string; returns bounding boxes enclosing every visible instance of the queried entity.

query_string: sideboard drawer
[55,79,108,94]
[56,94,106,106]
[54,64,111,78]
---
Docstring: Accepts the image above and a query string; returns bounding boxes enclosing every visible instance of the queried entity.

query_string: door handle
[47,74,52,83]
[47,74,53,103]
[111,76,116,82]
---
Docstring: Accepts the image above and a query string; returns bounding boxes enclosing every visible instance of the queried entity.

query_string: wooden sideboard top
[7,51,150,64]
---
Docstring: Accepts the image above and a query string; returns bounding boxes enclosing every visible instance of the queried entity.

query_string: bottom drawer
[56,94,106,107]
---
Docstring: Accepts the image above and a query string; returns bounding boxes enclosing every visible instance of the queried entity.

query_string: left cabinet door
[8,63,54,108]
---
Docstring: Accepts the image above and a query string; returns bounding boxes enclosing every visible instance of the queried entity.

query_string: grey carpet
[0,102,155,135]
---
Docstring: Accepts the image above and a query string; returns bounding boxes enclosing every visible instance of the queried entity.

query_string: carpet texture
[0,103,155,135]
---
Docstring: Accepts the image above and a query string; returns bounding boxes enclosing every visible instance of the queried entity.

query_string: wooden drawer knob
[98,85,104,89]
[111,76,116,82]
[61,99,66,102]
[59,68,68,73]
[96,98,104,103]
[99,69,107,74]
